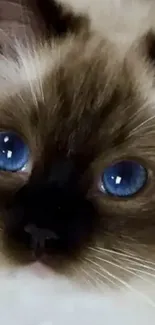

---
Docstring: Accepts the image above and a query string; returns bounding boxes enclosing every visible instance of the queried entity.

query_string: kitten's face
[0,20,155,285]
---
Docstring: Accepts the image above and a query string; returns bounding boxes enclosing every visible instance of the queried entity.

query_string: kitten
[0,0,155,324]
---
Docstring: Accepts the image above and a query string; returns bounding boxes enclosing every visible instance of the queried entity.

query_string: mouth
[26,261,53,278]
[3,226,83,275]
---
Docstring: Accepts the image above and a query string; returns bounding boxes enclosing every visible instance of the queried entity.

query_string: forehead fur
[0,32,154,157]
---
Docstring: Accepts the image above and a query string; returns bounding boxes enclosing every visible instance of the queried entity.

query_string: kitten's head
[0,0,155,285]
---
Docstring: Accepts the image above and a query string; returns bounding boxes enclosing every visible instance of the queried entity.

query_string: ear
[140,30,155,63]
[146,31,155,62]
[36,0,89,38]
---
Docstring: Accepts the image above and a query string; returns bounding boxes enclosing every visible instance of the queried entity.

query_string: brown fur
[0,0,155,287]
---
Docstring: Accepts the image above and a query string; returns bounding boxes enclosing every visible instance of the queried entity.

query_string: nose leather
[9,157,95,256]
[25,224,59,256]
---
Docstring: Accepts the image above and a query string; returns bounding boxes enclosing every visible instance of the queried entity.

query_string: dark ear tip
[146,30,155,62]
[36,0,90,38]
[140,30,155,62]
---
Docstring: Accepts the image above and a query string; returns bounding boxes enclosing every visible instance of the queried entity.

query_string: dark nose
[9,158,95,256]
[24,224,59,257]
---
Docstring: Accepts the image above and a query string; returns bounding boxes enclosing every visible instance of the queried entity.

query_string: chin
[0,261,154,325]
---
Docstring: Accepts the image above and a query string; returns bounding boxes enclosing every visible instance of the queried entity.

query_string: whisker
[120,258,155,271]
[85,257,155,306]
[89,255,141,276]
[120,247,155,266]
[82,259,120,289]
[101,253,155,275]
[89,246,155,267]
[127,102,147,123]
[126,113,155,138]
[127,266,155,278]
[79,266,96,286]
[88,246,134,258]
[85,257,136,289]
[94,255,155,286]
[90,251,155,283]
[77,260,101,287]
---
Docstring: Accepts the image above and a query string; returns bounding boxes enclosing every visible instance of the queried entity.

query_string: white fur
[0,263,154,325]
[59,0,155,45]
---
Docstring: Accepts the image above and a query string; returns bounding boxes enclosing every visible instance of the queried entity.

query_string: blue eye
[0,132,29,172]
[102,160,147,197]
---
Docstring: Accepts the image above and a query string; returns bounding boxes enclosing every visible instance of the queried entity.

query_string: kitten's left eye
[101,160,147,197]
[0,132,29,172]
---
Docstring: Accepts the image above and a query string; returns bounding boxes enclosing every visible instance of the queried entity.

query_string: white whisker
[82,259,120,289]
[89,246,155,267]
[85,257,155,307]
[94,255,155,286]
[127,266,155,278]
[126,113,155,138]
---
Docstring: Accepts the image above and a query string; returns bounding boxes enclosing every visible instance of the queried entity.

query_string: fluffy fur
[0,0,155,324]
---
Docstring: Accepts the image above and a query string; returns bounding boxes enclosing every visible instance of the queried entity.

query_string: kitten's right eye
[0,132,29,172]
[100,160,147,197]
